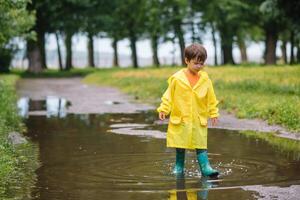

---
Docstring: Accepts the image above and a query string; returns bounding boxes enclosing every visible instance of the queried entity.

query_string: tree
[144,0,170,66]
[195,0,250,64]
[41,0,86,70]
[259,0,286,65]
[277,0,300,64]
[26,0,52,73]
[163,0,189,66]
[104,0,127,67]
[32,0,64,70]
[80,0,115,67]
[0,0,34,72]
[61,0,86,70]
[112,0,147,68]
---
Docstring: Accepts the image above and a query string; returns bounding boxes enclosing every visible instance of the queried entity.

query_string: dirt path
[17,78,154,114]
[17,78,299,140]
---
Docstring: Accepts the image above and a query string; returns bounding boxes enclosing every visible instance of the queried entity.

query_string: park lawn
[11,67,98,78]
[0,74,39,199]
[83,65,300,133]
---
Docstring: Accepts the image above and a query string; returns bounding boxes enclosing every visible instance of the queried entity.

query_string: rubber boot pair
[196,149,219,177]
[173,148,219,177]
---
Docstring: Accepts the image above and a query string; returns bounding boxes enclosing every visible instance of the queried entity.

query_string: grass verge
[82,65,300,132]
[0,74,39,199]
[11,68,98,78]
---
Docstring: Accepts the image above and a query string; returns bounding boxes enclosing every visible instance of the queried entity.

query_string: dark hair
[184,43,207,62]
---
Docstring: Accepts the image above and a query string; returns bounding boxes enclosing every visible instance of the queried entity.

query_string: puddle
[20,110,300,200]
[17,96,72,118]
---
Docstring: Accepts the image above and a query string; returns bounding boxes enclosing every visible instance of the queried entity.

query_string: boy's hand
[159,112,166,120]
[210,117,218,126]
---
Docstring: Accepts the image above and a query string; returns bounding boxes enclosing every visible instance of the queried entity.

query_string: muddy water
[20,100,300,200]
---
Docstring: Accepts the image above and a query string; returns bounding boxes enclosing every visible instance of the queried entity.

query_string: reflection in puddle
[17,97,29,117]
[104,100,122,105]
[168,177,217,200]
[17,96,71,118]
[108,123,166,138]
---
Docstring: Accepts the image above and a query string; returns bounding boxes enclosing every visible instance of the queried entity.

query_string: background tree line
[0,0,300,73]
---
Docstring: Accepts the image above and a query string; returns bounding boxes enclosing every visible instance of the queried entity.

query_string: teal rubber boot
[196,149,219,177]
[173,148,185,174]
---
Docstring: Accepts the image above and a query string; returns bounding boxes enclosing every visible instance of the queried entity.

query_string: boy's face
[185,58,205,73]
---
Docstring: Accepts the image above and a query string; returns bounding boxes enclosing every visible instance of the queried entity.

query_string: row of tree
[1,0,300,73]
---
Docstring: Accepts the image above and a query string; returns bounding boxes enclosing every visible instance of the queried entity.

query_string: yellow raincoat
[157,68,220,149]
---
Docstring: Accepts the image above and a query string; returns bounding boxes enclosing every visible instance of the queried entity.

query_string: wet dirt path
[17,78,154,114]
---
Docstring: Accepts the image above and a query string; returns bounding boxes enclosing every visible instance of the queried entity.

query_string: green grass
[0,74,39,199]
[83,65,300,132]
[11,67,98,78]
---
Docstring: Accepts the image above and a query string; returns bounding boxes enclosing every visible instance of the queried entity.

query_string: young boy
[157,43,220,177]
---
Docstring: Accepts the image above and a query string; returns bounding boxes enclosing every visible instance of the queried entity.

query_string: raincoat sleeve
[207,80,220,118]
[156,77,175,115]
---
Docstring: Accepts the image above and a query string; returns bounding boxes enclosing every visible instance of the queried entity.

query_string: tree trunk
[265,28,278,65]
[290,30,295,64]
[280,40,287,64]
[38,31,47,69]
[190,14,196,43]
[222,43,235,65]
[237,38,248,63]
[210,22,218,66]
[0,48,12,72]
[87,33,95,67]
[65,32,73,70]
[175,26,185,66]
[151,35,160,67]
[55,32,63,71]
[27,39,43,73]
[220,33,235,65]
[171,39,176,66]
[173,5,185,66]
[191,21,196,43]
[112,38,119,67]
[129,33,138,68]
[34,6,47,70]
[297,44,300,63]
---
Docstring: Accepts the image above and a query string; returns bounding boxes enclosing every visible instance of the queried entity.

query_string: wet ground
[22,110,300,200]
[16,78,300,199]
[16,78,153,114]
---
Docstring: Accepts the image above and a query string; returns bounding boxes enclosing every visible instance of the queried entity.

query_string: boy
[157,43,220,177]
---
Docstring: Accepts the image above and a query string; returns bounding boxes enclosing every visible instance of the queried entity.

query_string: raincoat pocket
[198,114,208,126]
[169,115,182,125]
[196,84,209,98]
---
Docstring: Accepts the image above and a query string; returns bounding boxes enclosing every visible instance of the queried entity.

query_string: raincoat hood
[168,68,209,90]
